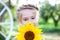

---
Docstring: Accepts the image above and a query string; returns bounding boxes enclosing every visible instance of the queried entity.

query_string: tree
[51,4,60,26]
[40,1,52,23]
[40,1,60,26]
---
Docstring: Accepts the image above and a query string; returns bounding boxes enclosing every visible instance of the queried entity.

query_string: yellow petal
[16,22,43,40]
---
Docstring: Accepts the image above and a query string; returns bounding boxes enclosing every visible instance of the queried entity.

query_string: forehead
[20,9,36,16]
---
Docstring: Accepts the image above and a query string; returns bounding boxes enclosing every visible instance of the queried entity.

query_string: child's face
[19,9,38,26]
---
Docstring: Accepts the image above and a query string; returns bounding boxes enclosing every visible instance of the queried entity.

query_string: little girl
[13,4,40,40]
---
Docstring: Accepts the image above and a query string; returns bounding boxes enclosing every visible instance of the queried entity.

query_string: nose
[28,19,33,23]
[27,20,35,25]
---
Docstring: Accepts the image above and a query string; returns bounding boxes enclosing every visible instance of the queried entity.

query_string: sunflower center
[24,31,35,40]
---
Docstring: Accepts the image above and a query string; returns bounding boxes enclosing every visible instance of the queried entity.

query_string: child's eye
[31,17,35,19]
[24,18,28,21]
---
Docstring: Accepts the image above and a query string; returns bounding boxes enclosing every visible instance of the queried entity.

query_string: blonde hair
[16,4,40,23]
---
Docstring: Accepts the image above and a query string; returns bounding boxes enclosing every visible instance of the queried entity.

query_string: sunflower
[16,23,43,40]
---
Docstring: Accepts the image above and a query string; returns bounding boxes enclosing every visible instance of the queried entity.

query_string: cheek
[33,22,37,26]
[21,20,26,25]
[33,18,38,22]
[34,21,37,24]
[31,20,37,26]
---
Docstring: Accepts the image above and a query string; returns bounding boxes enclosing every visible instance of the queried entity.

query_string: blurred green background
[0,0,60,40]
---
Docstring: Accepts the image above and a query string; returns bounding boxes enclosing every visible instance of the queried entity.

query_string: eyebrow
[23,17,28,19]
